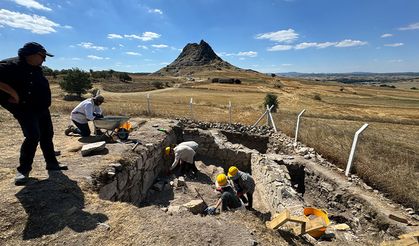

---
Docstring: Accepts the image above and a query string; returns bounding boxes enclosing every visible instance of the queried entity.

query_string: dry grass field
[48,73,419,209]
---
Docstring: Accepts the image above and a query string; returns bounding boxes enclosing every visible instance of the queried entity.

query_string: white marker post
[228,101,232,125]
[345,123,369,176]
[294,109,306,145]
[252,105,274,127]
[146,93,151,115]
[268,106,277,133]
[190,97,194,120]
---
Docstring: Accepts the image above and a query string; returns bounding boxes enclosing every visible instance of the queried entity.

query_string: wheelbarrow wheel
[117,128,129,141]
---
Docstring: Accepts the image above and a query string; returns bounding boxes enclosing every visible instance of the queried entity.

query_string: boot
[65,125,76,136]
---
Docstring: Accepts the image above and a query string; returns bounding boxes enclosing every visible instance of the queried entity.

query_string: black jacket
[0,57,51,112]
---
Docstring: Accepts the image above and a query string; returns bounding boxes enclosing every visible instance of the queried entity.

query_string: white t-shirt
[170,145,196,170]
[178,141,199,151]
[70,98,102,124]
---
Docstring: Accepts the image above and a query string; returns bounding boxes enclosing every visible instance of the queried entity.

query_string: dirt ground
[0,109,296,246]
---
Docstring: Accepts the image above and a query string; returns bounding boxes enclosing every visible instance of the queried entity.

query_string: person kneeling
[205,174,244,215]
[65,95,104,137]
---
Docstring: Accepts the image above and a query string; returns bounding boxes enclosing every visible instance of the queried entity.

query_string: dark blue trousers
[72,120,91,137]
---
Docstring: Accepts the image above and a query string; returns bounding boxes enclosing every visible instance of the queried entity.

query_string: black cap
[93,95,105,103]
[18,42,54,58]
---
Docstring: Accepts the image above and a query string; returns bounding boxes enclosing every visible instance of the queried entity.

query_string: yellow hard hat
[216,174,228,187]
[165,147,171,155]
[228,166,239,178]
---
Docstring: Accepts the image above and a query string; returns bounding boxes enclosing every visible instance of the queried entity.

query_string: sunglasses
[37,53,46,60]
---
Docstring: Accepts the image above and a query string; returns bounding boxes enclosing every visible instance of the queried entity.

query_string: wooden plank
[389,214,409,224]
[292,217,327,236]
[398,230,419,239]
[266,209,290,230]
[289,215,309,223]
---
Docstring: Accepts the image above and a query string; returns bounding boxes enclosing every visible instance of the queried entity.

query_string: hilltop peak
[154,40,238,76]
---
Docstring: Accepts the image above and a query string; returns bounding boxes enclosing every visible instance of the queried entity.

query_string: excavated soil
[0,109,417,246]
[0,110,292,246]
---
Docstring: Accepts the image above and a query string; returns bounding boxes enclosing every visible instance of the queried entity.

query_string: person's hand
[205,207,216,215]
[93,113,104,119]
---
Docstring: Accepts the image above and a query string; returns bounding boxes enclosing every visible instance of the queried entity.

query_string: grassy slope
[49,71,419,209]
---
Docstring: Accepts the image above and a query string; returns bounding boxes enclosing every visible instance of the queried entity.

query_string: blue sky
[1,0,418,73]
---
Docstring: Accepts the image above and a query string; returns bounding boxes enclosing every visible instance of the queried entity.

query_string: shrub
[313,94,322,101]
[264,93,278,112]
[152,81,165,89]
[380,84,396,88]
[59,68,92,98]
[118,72,132,82]
[410,87,417,90]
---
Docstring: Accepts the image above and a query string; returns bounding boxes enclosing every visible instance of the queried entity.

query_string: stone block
[142,170,156,194]
[110,163,123,171]
[182,200,206,214]
[152,181,166,191]
[99,180,117,201]
[81,141,106,156]
[117,170,129,190]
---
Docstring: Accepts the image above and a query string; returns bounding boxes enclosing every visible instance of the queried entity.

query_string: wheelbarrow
[93,116,131,140]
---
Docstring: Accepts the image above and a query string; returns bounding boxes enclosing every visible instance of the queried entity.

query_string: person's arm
[206,198,222,215]
[170,152,180,170]
[93,105,103,117]
[84,103,96,121]
[0,81,19,103]
[214,198,222,210]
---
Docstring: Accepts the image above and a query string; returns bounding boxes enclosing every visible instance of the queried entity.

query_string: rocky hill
[154,40,248,76]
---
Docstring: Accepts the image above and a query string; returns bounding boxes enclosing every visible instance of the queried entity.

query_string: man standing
[65,95,104,137]
[0,42,67,185]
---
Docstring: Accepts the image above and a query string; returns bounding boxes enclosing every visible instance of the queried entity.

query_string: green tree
[264,93,278,113]
[118,72,132,82]
[59,68,92,98]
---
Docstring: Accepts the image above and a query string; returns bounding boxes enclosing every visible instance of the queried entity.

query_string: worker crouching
[65,95,104,137]
[205,173,244,215]
[228,166,255,210]
[165,141,199,177]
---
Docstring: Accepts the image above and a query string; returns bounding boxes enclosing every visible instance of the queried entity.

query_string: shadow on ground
[15,171,108,240]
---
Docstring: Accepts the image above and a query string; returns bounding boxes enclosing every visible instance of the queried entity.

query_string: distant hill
[154,40,258,77]
[277,72,419,84]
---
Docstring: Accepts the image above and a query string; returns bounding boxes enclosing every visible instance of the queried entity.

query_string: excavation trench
[93,123,411,244]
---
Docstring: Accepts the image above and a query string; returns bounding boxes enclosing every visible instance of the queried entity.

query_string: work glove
[93,113,104,119]
[204,207,216,215]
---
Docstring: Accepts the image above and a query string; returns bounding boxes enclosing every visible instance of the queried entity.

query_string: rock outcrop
[154,40,241,76]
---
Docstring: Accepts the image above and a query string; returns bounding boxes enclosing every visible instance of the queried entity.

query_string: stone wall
[182,128,255,173]
[95,124,303,215]
[251,154,304,214]
[97,131,177,205]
